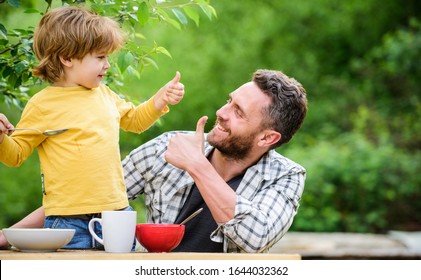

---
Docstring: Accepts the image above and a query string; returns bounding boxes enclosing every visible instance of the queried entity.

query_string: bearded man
[124,69,308,252]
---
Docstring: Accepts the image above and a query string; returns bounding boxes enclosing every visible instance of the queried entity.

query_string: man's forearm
[11,206,45,228]
[188,159,237,224]
[0,206,45,249]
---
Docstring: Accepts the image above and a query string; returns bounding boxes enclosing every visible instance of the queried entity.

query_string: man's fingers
[196,116,208,136]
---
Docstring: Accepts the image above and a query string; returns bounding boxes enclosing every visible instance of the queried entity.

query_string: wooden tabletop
[0,249,301,260]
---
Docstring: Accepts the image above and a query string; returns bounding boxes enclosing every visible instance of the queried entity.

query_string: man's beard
[207,126,258,161]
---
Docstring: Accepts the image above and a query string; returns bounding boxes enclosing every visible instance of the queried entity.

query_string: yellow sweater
[0,85,168,216]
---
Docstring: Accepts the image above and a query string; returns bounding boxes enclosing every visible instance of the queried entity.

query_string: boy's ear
[59,56,72,67]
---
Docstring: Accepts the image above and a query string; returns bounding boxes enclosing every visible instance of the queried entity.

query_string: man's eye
[226,98,232,104]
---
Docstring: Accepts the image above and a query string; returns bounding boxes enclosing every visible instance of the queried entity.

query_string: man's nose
[216,104,229,119]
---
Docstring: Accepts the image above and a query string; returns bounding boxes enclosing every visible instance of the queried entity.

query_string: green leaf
[128,13,139,23]
[134,33,146,40]
[117,52,134,73]
[2,66,13,79]
[24,8,41,14]
[7,0,21,8]
[19,71,30,84]
[15,61,28,75]
[183,6,199,27]
[14,75,22,88]
[7,73,17,87]
[142,56,158,69]
[137,2,149,26]
[198,3,217,20]
[125,65,140,79]
[156,46,172,58]
[12,97,23,110]
[0,24,7,40]
[172,8,188,26]
[14,28,28,35]
[11,47,17,56]
[166,17,181,30]
[156,8,181,30]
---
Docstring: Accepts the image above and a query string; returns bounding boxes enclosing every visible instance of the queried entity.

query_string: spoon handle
[179,208,203,225]
[11,128,42,133]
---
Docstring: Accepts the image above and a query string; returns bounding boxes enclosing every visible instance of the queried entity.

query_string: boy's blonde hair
[32,6,125,83]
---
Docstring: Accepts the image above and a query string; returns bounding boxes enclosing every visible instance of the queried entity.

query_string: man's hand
[0,207,46,249]
[164,116,208,171]
[0,230,11,249]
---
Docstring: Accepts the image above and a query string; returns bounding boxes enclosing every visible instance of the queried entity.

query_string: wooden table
[0,249,301,260]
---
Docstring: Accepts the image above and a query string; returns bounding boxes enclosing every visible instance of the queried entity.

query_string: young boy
[0,6,184,249]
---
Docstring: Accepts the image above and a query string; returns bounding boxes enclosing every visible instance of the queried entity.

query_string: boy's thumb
[171,71,181,84]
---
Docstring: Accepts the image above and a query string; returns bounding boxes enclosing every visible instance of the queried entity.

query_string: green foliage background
[1,0,421,233]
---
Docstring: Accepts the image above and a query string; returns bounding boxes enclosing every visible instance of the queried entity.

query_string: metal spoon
[179,208,203,226]
[10,128,69,136]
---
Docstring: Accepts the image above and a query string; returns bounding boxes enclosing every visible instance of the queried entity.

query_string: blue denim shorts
[44,206,135,250]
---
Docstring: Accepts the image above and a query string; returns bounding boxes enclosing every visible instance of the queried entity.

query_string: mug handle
[88,217,104,245]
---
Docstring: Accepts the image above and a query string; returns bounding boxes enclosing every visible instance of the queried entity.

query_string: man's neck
[208,149,264,182]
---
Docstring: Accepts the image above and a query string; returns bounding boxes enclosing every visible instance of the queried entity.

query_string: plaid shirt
[123,131,306,253]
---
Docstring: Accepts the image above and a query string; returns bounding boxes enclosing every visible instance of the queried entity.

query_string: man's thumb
[196,116,208,136]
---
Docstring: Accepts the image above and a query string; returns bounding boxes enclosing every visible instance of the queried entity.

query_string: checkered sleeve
[214,157,306,253]
[122,132,175,201]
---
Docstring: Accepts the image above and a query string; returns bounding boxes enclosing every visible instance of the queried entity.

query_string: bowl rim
[3,228,76,232]
[3,228,76,252]
[136,224,184,228]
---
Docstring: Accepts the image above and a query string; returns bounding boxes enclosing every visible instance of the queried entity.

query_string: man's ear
[257,130,281,148]
[59,56,72,67]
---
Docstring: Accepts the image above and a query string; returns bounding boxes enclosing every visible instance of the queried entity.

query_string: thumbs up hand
[153,71,185,110]
[165,116,208,171]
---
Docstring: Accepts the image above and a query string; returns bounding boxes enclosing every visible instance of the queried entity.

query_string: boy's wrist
[153,96,167,111]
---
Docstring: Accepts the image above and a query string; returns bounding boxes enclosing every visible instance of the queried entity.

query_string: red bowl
[135,224,185,253]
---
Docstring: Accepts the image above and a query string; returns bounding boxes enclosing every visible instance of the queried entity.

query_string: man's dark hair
[253,69,308,148]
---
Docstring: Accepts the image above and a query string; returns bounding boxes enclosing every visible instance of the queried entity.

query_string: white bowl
[2,228,75,252]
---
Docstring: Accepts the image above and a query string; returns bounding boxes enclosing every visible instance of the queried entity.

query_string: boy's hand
[0,113,14,143]
[153,71,185,111]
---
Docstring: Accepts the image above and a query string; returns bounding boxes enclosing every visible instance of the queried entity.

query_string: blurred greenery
[1,0,421,233]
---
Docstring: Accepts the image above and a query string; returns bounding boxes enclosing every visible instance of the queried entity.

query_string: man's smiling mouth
[216,122,228,133]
